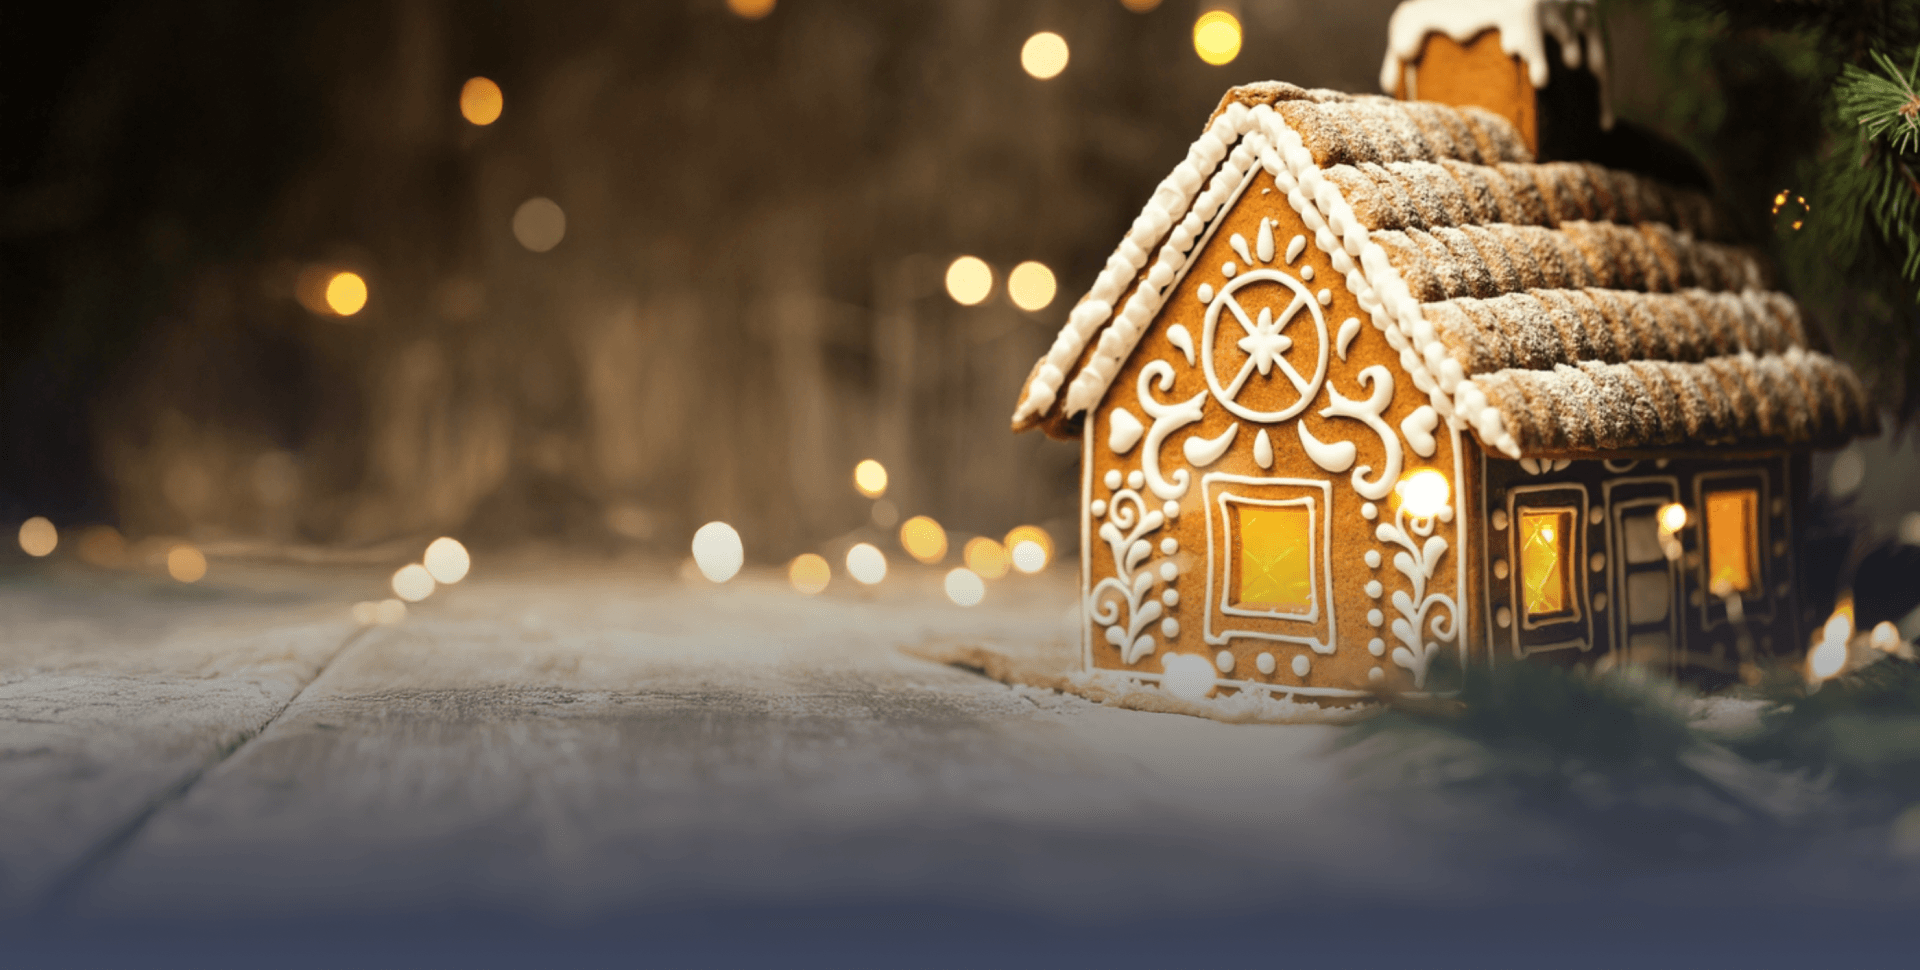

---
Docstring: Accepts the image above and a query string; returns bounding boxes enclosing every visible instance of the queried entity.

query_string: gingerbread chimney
[1380,0,1610,157]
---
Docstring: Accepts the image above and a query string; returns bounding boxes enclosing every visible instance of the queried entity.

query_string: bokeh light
[945,568,986,606]
[1810,601,1854,682]
[963,537,1010,580]
[853,459,889,498]
[727,0,776,19]
[1004,525,1053,574]
[352,601,379,626]
[392,563,435,602]
[374,598,409,625]
[945,256,993,306]
[513,197,567,252]
[846,542,887,585]
[423,537,471,584]
[459,77,503,125]
[691,521,745,583]
[1007,261,1057,312]
[1659,502,1689,534]
[900,515,948,564]
[1161,653,1217,700]
[1193,10,1243,66]
[325,271,368,316]
[1395,469,1450,518]
[789,553,830,595]
[75,525,126,568]
[1020,32,1069,80]
[1121,0,1162,10]
[167,543,207,583]
[18,516,57,557]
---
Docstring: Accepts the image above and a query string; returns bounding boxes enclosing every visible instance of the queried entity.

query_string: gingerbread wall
[1392,31,1538,153]
[1082,165,1473,699]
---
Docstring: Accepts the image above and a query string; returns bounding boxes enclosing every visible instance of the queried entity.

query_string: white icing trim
[1137,360,1204,501]
[1108,407,1144,454]
[1401,405,1439,458]
[1167,324,1196,366]
[1183,422,1240,467]
[1298,420,1357,474]
[1253,428,1275,469]
[1379,0,1611,128]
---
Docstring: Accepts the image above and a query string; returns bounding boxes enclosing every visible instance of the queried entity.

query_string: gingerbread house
[1010,0,1876,700]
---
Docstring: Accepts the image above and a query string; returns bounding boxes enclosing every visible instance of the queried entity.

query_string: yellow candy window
[1519,507,1574,621]
[1234,505,1312,614]
[1705,489,1758,596]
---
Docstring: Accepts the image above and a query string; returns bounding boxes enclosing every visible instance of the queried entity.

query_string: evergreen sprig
[1828,49,1920,284]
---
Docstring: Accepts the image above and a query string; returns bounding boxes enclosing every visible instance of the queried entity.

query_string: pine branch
[1826,47,1920,287]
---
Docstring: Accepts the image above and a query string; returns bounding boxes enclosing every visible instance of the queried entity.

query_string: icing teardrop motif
[1108,407,1145,455]
[1254,429,1274,469]
[1182,422,1239,467]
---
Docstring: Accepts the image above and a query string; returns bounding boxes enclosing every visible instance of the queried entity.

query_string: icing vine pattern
[1089,191,1459,689]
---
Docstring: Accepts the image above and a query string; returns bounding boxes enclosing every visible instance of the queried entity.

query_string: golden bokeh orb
[325,271,368,316]
[900,515,949,565]
[1021,32,1070,80]
[691,521,745,583]
[789,553,831,595]
[459,77,503,125]
[17,516,57,557]
[846,542,888,585]
[853,459,889,498]
[1193,10,1243,66]
[167,544,207,583]
[944,568,986,607]
[512,197,567,252]
[1007,261,1057,312]
[945,256,993,306]
[392,563,436,602]
[1003,525,1053,574]
[423,537,471,584]
[727,0,776,19]
[963,537,1010,580]
[1121,0,1162,11]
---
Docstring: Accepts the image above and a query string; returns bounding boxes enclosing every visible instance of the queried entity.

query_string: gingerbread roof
[1011,82,1876,457]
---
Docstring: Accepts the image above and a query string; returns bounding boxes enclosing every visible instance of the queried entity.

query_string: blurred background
[2,0,1915,577]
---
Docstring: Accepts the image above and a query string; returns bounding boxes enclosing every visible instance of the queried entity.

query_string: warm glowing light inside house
[513,197,567,252]
[964,537,1010,580]
[1192,10,1243,66]
[392,563,435,601]
[1020,32,1069,80]
[459,77,503,125]
[1234,506,1312,612]
[727,0,776,20]
[423,537,471,584]
[1519,508,1574,620]
[691,521,745,583]
[945,256,993,306]
[1659,502,1688,534]
[1704,490,1758,596]
[1395,469,1450,519]
[17,516,57,557]
[945,568,986,606]
[900,516,948,564]
[846,542,887,585]
[1007,261,1057,311]
[325,272,368,316]
[788,553,830,595]
[1161,653,1217,700]
[1004,525,1052,574]
[167,544,208,583]
[853,459,889,498]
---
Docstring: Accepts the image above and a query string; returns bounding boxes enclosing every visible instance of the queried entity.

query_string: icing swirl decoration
[1201,267,1329,423]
